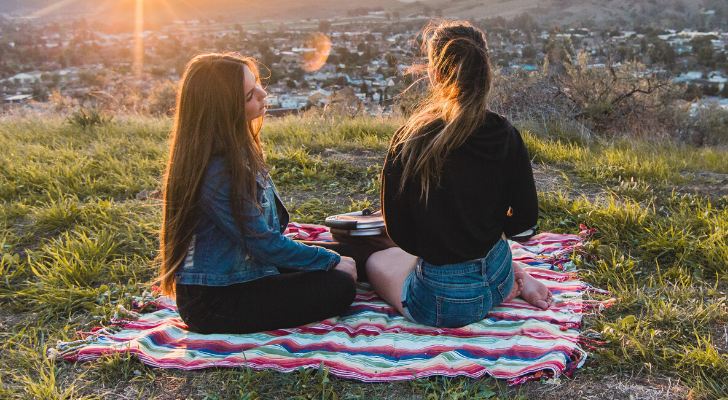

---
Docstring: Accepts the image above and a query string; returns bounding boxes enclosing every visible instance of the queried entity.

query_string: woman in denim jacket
[158,53,358,334]
[367,21,553,328]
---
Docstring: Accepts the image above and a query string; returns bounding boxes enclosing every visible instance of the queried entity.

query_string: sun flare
[29,0,80,18]
[133,0,144,75]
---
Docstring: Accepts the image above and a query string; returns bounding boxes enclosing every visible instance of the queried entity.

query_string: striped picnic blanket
[56,226,610,385]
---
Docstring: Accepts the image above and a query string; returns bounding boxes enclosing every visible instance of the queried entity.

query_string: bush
[689,105,728,146]
[67,107,113,128]
[488,52,716,142]
[147,80,178,117]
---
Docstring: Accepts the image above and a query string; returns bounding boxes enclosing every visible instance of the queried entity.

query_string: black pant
[175,242,363,334]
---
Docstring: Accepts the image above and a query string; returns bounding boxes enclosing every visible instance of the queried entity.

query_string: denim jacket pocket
[254,173,270,206]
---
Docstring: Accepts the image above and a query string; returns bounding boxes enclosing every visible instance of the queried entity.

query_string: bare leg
[513,262,553,309]
[365,247,418,317]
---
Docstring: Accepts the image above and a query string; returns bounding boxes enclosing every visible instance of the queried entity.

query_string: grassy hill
[0,112,727,398]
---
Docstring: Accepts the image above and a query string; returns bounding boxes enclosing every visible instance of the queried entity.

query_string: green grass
[262,113,399,153]
[267,148,381,195]
[1,114,727,398]
[520,128,728,184]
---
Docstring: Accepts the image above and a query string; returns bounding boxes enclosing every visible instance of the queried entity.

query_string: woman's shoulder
[481,111,517,133]
[459,112,517,160]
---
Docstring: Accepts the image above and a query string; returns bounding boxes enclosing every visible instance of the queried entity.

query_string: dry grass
[0,112,727,399]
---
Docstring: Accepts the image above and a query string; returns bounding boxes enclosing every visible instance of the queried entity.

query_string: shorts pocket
[436,295,483,328]
[485,253,511,284]
[495,264,515,306]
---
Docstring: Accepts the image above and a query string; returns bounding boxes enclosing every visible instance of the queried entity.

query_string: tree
[521,45,537,60]
[32,84,49,102]
[512,12,538,31]
[690,35,717,65]
[290,67,305,81]
[683,83,702,100]
[318,20,331,33]
[648,39,676,66]
[703,83,720,97]
[386,53,398,68]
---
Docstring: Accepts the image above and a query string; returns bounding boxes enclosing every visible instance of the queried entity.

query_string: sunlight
[90,0,117,17]
[175,0,210,20]
[29,0,79,18]
[157,0,181,23]
[133,0,144,76]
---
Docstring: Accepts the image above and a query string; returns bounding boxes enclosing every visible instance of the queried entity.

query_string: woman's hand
[333,256,357,281]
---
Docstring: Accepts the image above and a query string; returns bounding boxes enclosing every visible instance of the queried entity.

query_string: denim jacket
[174,157,341,286]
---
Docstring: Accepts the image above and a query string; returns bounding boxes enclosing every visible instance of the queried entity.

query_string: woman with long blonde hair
[159,53,359,334]
[367,21,552,328]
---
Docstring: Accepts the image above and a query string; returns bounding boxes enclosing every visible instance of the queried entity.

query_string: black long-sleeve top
[381,112,538,266]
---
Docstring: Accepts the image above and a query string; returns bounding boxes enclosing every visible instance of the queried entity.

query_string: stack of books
[324,209,385,237]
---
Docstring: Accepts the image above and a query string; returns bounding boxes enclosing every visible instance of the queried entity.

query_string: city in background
[1,0,728,115]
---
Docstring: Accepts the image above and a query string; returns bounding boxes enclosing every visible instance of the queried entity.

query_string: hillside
[0,111,727,398]
[2,0,713,28]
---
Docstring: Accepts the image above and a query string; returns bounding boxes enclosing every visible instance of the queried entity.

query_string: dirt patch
[69,367,692,400]
[682,181,728,199]
[515,374,690,399]
[533,164,567,194]
[0,306,35,332]
[282,189,379,209]
[678,171,728,198]
[533,164,612,203]
[318,148,386,169]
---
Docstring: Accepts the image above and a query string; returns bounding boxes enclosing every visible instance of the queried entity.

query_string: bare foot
[513,263,553,310]
[504,266,523,302]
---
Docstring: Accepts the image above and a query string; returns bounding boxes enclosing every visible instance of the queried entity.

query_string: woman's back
[367,20,552,329]
[381,112,538,266]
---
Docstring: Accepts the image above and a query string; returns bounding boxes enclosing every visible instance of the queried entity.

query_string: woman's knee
[328,270,357,306]
[366,248,396,272]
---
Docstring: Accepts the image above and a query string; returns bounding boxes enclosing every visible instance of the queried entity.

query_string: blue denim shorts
[400,238,514,328]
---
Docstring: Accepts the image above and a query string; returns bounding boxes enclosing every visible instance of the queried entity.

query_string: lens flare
[157,0,181,22]
[301,33,332,72]
[133,0,144,76]
[29,0,80,18]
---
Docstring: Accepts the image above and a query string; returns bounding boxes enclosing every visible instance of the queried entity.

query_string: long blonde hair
[158,53,266,296]
[393,20,492,199]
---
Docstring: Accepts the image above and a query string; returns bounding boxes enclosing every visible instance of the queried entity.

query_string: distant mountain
[1,0,713,29]
[1,0,396,22]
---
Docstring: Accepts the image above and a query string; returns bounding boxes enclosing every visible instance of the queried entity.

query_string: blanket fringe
[56,297,156,360]
[56,326,123,360]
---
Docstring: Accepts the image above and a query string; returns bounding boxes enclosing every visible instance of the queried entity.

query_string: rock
[322,148,345,158]
[136,189,161,200]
